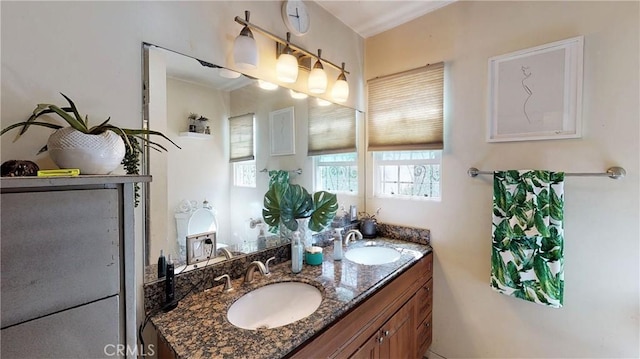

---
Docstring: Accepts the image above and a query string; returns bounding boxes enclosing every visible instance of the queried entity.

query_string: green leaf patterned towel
[491,170,565,308]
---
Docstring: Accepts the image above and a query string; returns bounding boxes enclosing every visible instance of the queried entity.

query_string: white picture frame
[487,36,584,142]
[269,107,295,156]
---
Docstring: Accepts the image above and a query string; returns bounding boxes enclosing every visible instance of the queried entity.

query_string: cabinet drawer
[416,311,432,357]
[415,278,433,326]
[417,253,433,286]
[1,189,120,327]
[1,295,121,359]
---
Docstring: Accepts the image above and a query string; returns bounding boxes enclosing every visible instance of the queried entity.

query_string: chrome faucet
[213,274,234,292]
[218,247,233,260]
[244,261,267,283]
[344,229,363,246]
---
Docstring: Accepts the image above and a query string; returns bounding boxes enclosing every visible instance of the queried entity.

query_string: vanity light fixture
[233,11,259,69]
[331,62,349,103]
[308,49,327,94]
[276,32,299,83]
[290,89,308,99]
[233,11,349,101]
[258,79,278,90]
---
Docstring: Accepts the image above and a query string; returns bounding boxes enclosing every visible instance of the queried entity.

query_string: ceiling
[315,0,456,38]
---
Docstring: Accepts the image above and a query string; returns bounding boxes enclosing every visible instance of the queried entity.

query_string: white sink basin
[345,246,402,265]
[227,282,322,330]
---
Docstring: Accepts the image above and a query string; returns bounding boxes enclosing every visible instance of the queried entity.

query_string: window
[229,113,256,187]
[308,99,358,193]
[367,62,444,199]
[314,152,358,193]
[374,151,440,199]
[233,161,256,187]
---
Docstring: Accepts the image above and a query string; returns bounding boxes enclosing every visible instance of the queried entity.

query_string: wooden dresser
[0,175,149,359]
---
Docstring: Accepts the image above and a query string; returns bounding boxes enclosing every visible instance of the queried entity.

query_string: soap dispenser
[291,231,303,273]
[257,225,267,250]
[333,228,343,261]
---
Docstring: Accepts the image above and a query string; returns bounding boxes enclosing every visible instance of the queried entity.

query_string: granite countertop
[151,238,432,359]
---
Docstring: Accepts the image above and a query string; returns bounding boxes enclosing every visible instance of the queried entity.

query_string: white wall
[365,1,639,358]
[1,0,364,341]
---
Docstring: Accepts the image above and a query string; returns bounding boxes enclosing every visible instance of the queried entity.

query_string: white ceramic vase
[47,127,126,175]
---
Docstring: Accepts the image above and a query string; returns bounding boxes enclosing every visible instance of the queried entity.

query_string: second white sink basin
[227,282,322,330]
[345,246,402,265]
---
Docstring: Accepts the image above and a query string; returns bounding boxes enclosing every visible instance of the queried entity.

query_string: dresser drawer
[416,311,433,356]
[1,189,120,327]
[415,278,433,325]
[1,295,121,359]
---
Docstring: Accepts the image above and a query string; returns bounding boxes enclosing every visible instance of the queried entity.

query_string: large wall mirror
[142,43,362,283]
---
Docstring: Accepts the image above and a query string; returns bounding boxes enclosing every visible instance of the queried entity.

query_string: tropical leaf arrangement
[490,170,565,308]
[262,170,338,233]
[0,92,180,158]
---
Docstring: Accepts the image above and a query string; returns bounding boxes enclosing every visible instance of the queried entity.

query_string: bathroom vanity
[151,238,432,359]
[0,175,149,359]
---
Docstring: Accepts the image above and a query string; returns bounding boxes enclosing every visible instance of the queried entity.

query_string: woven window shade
[367,62,444,151]
[308,102,357,156]
[229,113,254,162]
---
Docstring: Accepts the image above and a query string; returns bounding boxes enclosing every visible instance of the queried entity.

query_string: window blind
[367,62,444,151]
[229,113,254,162]
[308,102,357,156]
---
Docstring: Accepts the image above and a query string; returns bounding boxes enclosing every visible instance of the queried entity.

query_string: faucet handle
[214,274,234,292]
[218,247,233,260]
[265,256,276,274]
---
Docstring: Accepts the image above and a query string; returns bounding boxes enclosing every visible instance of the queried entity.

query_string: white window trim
[373,151,442,201]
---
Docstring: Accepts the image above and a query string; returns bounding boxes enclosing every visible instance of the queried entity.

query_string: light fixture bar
[234,14,349,75]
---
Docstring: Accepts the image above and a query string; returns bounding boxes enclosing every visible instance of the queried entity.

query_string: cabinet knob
[426,287,430,292]
[378,337,384,344]
[383,330,389,337]
[425,322,430,328]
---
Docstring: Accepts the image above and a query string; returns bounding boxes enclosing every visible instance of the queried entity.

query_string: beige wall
[365,1,639,357]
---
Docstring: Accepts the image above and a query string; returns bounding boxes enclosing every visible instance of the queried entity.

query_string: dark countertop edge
[152,239,432,359]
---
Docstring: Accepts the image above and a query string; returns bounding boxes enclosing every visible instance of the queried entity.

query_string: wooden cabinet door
[350,332,381,359]
[381,296,416,359]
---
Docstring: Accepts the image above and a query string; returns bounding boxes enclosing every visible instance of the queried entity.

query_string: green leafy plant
[0,93,180,174]
[262,181,338,233]
[0,92,180,156]
[358,208,381,222]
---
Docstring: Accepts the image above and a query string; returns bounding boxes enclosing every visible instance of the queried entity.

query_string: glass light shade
[316,98,332,107]
[276,53,299,83]
[219,68,242,79]
[290,90,308,99]
[331,79,349,102]
[233,33,258,69]
[258,80,278,90]
[308,67,327,94]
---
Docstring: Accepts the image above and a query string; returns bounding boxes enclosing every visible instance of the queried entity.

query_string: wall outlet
[186,231,216,265]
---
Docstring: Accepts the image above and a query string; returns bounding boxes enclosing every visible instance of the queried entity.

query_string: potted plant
[358,208,381,238]
[1,93,180,175]
[262,176,338,247]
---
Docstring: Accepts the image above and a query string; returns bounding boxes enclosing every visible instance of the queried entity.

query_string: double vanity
[151,235,433,359]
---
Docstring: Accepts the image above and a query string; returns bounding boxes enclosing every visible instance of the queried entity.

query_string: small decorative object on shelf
[1,160,39,177]
[187,113,210,133]
[204,126,211,135]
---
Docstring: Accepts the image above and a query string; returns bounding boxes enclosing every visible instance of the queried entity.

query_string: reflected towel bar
[260,168,303,175]
[467,166,626,180]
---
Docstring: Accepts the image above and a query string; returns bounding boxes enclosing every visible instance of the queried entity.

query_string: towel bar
[259,168,303,175]
[467,166,625,180]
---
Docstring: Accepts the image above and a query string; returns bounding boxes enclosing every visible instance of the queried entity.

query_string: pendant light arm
[234,14,349,75]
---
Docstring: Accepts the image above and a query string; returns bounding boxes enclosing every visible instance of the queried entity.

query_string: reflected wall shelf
[179,132,211,139]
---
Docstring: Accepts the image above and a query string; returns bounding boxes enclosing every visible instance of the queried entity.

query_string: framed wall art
[269,107,295,156]
[487,36,584,142]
